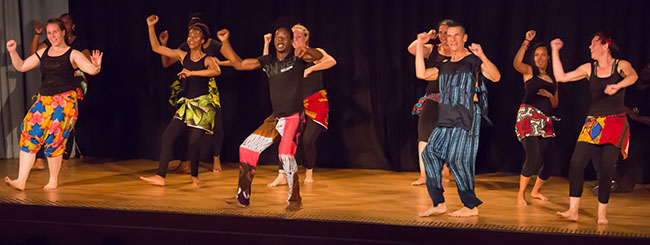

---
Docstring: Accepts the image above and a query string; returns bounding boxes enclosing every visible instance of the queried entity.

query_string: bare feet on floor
[225,197,248,208]
[43,182,57,190]
[598,217,608,225]
[411,176,426,186]
[418,203,447,217]
[448,207,479,218]
[304,169,314,184]
[531,191,549,201]
[191,176,202,186]
[212,157,222,173]
[268,173,287,187]
[32,159,45,170]
[517,195,528,206]
[556,210,578,222]
[4,177,25,191]
[140,175,165,186]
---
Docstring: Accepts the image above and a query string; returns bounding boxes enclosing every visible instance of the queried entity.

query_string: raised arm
[262,33,271,56]
[147,15,183,61]
[513,30,534,76]
[157,30,179,68]
[604,60,638,95]
[469,43,500,82]
[550,38,590,82]
[71,49,102,75]
[414,32,439,81]
[29,22,48,55]
[303,48,336,77]
[407,29,435,57]
[217,29,261,70]
[296,47,323,63]
[6,40,41,72]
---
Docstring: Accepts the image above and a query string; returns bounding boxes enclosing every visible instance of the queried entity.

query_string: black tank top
[588,60,625,116]
[302,62,324,98]
[38,47,76,96]
[181,53,211,99]
[522,76,556,115]
[424,45,450,94]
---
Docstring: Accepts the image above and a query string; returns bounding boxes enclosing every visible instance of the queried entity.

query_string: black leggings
[213,107,223,157]
[569,142,620,204]
[157,118,205,178]
[520,136,552,180]
[279,118,323,170]
[417,99,439,142]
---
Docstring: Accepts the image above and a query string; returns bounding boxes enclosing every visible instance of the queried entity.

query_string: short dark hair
[436,19,455,30]
[189,23,210,40]
[275,26,293,40]
[445,20,465,35]
[592,32,620,58]
[59,13,73,23]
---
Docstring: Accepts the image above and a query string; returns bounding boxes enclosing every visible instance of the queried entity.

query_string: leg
[231,116,279,207]
[594,144,620,225]
[302,118,322,184]
[448,109,482,217]
[518,137,541,206]
[212,107,224,172]
[43,155,62,190]
[61,128,75,170]
[140,119,186,186]
[187,127,204,186]
[557,142,597,221]
[419,128,448,217]
[531,137,553,201]
[414,99,438,186]
[5,151,38,191]
[276,114,304,211]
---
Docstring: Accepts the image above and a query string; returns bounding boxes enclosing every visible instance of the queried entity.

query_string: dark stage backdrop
[67,0,650,180]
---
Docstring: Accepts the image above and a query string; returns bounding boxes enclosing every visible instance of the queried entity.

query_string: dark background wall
[66,0,650,181]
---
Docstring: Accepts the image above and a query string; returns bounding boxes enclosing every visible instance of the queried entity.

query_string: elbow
[415,72,426,80]
[491,74,501,82]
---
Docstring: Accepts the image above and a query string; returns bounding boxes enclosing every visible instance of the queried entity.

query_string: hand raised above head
[216,29,230,42]
[427,29,438,40]
[6,40,17,52]
[525,30,536,41]
[417,32,430,45]
[34,22,43,34]
[264,33,272,44]
[550,38,564,50]
[159,30,169,44]
[146,15,159,26]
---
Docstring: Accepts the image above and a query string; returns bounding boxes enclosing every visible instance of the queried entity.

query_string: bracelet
[35,32,42,35]
[523,39,531,43]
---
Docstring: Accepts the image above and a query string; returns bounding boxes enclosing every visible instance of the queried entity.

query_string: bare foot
[225,197,248,208]
[212,156,222,173]
[61,159,70,170]
[43,182,57,190]
[411,176,426,186]
[517,195,529,206]
[32,159,45,170]
[4,177,25,191]
[448,207,479,218]
[140,175,165,186]
[556,210,578,222]
[531,191,549,201]
[286,201,303,212]
[268,172,287,187]
[418,204,447,217]
[598,217,608,225]
[191,176,202,186]
[304,169,314,184]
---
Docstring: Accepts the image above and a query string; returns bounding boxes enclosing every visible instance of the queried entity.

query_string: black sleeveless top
[588,60,625,116]
[181,54,211,99]
[37,47,76,96]
[522,75,556,115]
[302,62,324,98]
[424,45,450,94]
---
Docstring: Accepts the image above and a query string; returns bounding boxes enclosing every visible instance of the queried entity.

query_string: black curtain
[67,0,650,180]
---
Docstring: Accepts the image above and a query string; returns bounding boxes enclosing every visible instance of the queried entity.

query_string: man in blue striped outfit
[414,21,501,217]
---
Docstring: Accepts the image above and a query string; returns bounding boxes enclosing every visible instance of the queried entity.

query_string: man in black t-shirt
[217,27,323,211]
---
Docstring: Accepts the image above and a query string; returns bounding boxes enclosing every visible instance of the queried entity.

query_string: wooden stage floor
[1,158,649,241]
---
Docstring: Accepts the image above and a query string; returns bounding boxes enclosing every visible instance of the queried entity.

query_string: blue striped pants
[422,106,482,209]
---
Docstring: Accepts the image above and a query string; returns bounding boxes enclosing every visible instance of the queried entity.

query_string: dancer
[415,21,501,217]
[30,13,90,170]
[552,33,637,225]
[265,24,337,186]
[512,30,558,206]
[217,27,323,211]
[407,19,453,186]
[4,18,102,191]
[140,15,221,186]
[157,14,224,173]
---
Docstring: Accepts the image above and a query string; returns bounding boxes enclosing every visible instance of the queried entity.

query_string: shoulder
[257,54,272,64]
